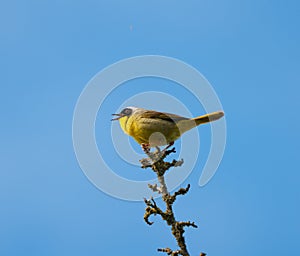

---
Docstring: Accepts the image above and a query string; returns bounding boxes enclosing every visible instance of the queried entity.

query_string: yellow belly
[119,115,181,146]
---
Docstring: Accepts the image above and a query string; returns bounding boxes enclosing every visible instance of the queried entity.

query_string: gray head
[111,106,139,121]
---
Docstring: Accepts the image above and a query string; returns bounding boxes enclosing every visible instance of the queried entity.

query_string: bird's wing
[141,110,189,123]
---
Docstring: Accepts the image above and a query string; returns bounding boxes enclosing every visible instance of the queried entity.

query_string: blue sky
[1,0,300,255]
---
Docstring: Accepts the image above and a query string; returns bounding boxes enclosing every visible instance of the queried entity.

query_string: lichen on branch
[140,145,205,256]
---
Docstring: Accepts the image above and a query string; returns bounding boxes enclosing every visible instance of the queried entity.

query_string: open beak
[111,113,124,121]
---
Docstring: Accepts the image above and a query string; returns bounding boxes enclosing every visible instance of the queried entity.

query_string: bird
[112,107,224,149]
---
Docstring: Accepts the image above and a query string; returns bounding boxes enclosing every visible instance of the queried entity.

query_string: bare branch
[178,221,198,229]
[174,184,190,196]
[158,248,181,255]
[142,147,205,255]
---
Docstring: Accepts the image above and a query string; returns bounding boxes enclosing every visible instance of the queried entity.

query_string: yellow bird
[112,107,224,148]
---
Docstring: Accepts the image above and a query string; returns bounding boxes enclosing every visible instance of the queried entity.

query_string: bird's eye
[121,108,132,115]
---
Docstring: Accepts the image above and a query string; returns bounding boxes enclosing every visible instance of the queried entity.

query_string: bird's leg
[141,143,164,167]
[141,143,150,154]
[140,143,152,167]
[140,142,175,166]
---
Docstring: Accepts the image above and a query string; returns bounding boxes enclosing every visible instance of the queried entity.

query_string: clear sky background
[1,0,300,255]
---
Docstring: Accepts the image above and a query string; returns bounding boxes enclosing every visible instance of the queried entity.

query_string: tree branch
[140,145,205,256]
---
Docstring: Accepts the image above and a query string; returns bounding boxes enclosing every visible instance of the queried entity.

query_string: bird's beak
[111,113,124,121]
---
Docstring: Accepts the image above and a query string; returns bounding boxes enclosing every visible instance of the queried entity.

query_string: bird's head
[111,106,138,121]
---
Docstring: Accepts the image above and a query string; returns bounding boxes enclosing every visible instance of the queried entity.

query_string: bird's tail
[193,111,224,126]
